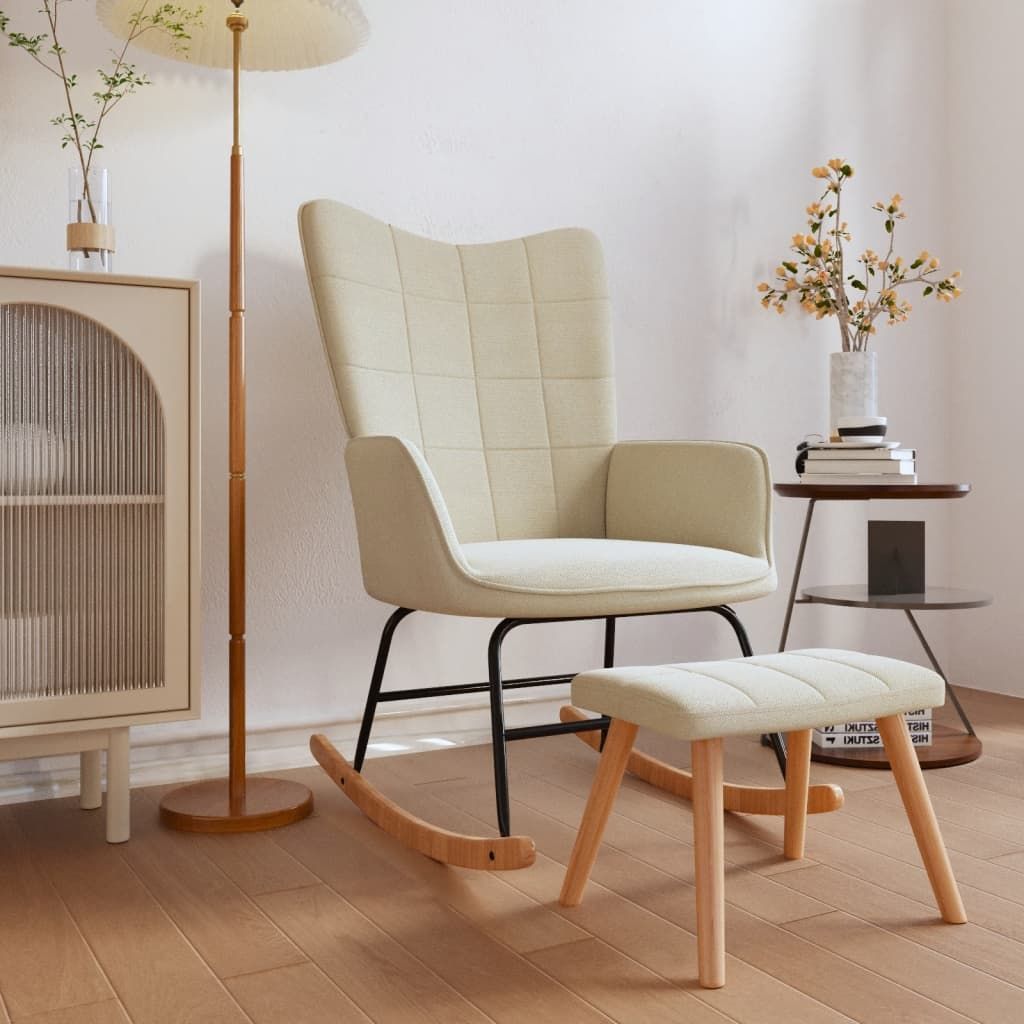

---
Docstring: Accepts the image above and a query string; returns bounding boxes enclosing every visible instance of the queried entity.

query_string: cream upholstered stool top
[559,649,967,989]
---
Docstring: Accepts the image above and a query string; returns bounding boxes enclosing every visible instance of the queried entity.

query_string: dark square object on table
[868,520,925,595]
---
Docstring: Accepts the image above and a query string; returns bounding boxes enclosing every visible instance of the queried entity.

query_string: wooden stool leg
[784,729,812,859]
[876,714,966,924]
[560,719,639,907]
[692,737,725,989]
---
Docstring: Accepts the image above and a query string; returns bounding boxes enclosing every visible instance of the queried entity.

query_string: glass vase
[67,167,115,273]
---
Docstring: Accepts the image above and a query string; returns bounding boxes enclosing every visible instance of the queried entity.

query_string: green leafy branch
[0,0,203,221]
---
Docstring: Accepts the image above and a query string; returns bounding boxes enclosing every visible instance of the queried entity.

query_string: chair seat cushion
[571,649,945,740]
[457,538,775,617]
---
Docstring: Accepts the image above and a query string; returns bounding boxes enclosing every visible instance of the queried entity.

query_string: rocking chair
[299,200,842,870]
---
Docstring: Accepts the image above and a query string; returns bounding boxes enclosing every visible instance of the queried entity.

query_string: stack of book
[800,441,917,485]
[813,708,933,749]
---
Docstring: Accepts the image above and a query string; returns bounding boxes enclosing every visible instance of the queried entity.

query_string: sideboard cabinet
[0,267,200,840]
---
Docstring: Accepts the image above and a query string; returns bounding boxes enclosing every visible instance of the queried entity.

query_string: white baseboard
[0,689,571,806]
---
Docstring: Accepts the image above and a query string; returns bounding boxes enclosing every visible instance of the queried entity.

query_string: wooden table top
[774,482,971,500]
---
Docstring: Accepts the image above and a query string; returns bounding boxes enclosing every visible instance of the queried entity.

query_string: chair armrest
[605,441,773,563]
[345,435,473,608]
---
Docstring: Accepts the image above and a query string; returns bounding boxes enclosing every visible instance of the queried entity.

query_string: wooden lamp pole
[160,4,314,832]
[227,7,248,815]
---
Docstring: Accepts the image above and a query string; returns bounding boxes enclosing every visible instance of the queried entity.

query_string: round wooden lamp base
[160,777,313,833]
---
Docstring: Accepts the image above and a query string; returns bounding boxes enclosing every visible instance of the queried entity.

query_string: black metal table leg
[760,499,819,774]
[778,498,817,653]
[904,608,977,737]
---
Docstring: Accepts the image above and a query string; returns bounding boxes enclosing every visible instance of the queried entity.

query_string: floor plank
[16,1001,131,1024]
[118,793,306,979]
[528,938,731,1023]
[858,784,1024,849]
[269,810,612,1023]
[787,911,1024,1024]
[256,884,493,1024]
[195,832,319,898]
[775,863,1024,987]
[991,851,1024,874]
[225,962,371,1024]
[921,771,1024,821]
[801,793,1024,906]
[775,818,1024,945]
[0,809,114,1020]
[12,799,250,1024]
[826,787,1023,860]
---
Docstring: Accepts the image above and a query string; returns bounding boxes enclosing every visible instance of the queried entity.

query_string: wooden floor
[2,687,1024,1024]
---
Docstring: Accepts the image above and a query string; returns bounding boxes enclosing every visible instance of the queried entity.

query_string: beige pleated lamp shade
[97,0,369,70]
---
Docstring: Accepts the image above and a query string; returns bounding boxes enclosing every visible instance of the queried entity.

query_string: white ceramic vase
[829,351,877,437]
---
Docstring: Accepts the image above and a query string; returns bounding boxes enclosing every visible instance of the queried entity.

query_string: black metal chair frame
[353,605,789,837]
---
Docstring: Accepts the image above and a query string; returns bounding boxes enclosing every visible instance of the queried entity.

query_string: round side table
[774,482,988,770]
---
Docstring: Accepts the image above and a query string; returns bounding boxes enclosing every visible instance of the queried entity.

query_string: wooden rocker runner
[299,199,846,869]
[310,732,537,870]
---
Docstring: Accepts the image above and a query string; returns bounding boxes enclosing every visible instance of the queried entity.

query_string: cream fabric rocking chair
[299,200,843,870]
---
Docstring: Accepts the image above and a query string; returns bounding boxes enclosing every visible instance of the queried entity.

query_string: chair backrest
[300,200,616,542]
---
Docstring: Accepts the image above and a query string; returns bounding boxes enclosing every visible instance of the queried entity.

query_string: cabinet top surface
[0,265,198,291]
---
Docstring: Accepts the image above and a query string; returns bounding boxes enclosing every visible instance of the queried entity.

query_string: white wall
[946,0,1023,697]
[0,0,968,790]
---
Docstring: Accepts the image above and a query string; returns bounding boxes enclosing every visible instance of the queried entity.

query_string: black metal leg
[488,618,519,837]
[778,498,817,653]
[904,609,977,737]
[603,616,617,667]
[598,617,616,750]
[709,604,753,656]
[763,730,789,777]
[711,606,788,777]
[353,607,415,772]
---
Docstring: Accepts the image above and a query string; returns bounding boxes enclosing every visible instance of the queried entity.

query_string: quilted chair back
[300,200,616,542]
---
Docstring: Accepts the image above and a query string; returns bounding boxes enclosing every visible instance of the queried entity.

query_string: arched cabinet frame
[0,267,199,737]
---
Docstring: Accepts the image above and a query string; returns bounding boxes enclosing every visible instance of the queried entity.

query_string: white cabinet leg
[105,728,131,844]
[80,749,103,810]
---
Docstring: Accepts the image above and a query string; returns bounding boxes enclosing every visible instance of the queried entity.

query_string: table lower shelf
[810,723,982,770]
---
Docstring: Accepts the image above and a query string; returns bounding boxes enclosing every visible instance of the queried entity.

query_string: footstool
[558,649,967,989]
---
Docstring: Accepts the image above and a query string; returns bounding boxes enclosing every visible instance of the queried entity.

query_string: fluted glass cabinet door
[0,274,194,728]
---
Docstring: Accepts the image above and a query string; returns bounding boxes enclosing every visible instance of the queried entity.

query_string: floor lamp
[97,0,369,831]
